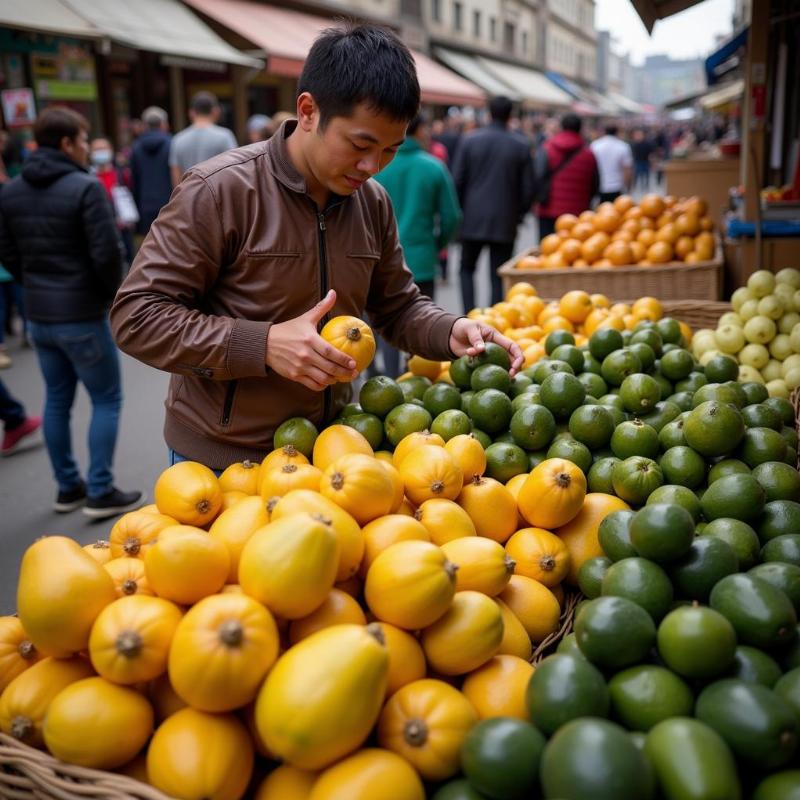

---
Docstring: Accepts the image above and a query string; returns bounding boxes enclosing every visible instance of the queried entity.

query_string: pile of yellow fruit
[462,283,691,369]
[515,194,716,270]
[0,426,624,799]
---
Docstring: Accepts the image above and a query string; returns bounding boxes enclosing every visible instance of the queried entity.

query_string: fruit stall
[4,272,800,800]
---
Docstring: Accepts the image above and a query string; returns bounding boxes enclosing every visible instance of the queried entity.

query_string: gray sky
[595,0,735,65]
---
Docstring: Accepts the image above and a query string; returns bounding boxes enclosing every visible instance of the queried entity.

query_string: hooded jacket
[0,147,123,322]
[535,130,598,219]
[130,129,173,233]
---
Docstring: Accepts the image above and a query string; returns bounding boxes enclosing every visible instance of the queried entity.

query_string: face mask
[91,149,113,165]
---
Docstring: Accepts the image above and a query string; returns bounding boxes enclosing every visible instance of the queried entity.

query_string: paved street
[0,216,538,613]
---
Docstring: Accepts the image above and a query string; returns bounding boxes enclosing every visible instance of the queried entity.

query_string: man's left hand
[449,318,524,377]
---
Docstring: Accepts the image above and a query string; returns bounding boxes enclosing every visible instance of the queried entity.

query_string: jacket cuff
[228,319,271,378]
[432,313,462,360]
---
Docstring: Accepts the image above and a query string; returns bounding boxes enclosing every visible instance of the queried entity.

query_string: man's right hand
[265,290,358,391]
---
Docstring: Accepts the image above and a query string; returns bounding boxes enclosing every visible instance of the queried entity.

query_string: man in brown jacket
[111,24,522,470]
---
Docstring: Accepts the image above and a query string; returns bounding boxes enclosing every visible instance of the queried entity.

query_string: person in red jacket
[534,114,598,240]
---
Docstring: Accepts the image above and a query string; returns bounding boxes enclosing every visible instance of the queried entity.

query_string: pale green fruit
[714,324,745,354]
[692,330,718,358]
[770,334,794,361]
[739,343,770,370]
[718,312,743,328]
[731,286,753,312]
[699,349,723,366]
[743,315,777,345]
[786,368,800,391]
[763,359,785,382]
[748,270,776,298]
[738,365,764,384]
[776,268,800,289]
[739,298,760,321]
[782,354,800,377]
[758,295,785,321]
[794,290,800,313]
[774,283,796,308]
[779,312,800,335]
[791,323,800,353]
[767,379,790,399]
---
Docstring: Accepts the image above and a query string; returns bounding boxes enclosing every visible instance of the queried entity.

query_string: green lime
[578,556,613,599]
[611,419,660,460]
[701,473,766,524]
[628,342,656,372]
[469,341,512,371]
[676,371,708,394]
[692,382,744,409]
[742,381,770,405]
[658,416,687,449]
[273,416,319,458]
[470,428,492,449]
[598,509,637,561]
[469,389,513,435]
[528,450,548,470]
[730,645,783,687]
[655,317,683,344]
[342,412,384,449]
[540,372,586,420]
[430,780,486,800]
[545,330,575,354]
[658,446,706,490]
[551,344,584,373]
[753,770,800,800]
[742,403,783,431]
[669,536,739,602]
[609,665,693,731]
[509,404,556,450]
[569,404,615,450]
[359,376,404,418]
[708,458,750,483]
[657,605,737,678]
[601,349,643,387]
[590,328,625,361]
[461,390,475,413]
[659,349,695,381]
[753,461,800,502]
[485,442,528,483]
[611,457,664,506]
[762,535,800,566]
[398,375,432,401]
[578,372,608,399]
[667,391,694,412]
[630,503,695,563]
[646,484,702,521]
[547,437,593,473]
[630,327,663,357]
[471,363,511,394]
[738,427,789,468]
[532,359,574,384]
[620,374,661,415]
[449,356,475,390]
[599,393,625,410]
[422,382,462,417]
[431,409,472,442]
[383,403,433,446]
[764,396,796,426]
[704,354,740,383]
[509,374,533,397]
[684,401,745,458]
[340,403,363,418]
[749,562,800,613]
[601,557,673,621]
[701,518,761,570]
[583,352,603,375]
[758,500,800,543]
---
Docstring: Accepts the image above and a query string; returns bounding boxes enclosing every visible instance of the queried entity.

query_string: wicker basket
[499,238,723,302]
[0,734,170,800]
[661,300,730,331]
[531,591,582,665]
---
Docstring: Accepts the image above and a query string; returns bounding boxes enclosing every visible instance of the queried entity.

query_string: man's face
[62,129,89,167]
[303,97,407,197]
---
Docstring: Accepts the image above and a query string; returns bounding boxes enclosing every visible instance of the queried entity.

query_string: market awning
[0,0,100,38]
[476,58,572,108]
[606,91,646,115]
[546,71,611,115]
[699,78,744,109]
[629,0,706,34]
[434,48,521,101]
[183,0,485,106]
[705,26,748,84]
[61,0,261,66]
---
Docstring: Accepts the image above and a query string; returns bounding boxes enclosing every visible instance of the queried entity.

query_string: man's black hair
[407,112,428,137]
[490,96,513,123]
[561,113,582,133]
[298,23,420,129]
[605,123,619,136]
[34,107,89,149]
[191,91,218,116]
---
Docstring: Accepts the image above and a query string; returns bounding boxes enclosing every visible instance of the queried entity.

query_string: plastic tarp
[0,0,100,38]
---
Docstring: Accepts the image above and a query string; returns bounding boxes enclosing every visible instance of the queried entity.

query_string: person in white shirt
[590,124,633,202]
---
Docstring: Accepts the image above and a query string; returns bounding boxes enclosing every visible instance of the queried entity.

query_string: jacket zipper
[317,211,332,422]
[221,380,237,426]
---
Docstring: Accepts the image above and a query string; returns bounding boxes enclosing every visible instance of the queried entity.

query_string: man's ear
[296,92,317,133]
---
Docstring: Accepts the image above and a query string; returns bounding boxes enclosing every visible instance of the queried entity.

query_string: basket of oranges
[500,194,723,302]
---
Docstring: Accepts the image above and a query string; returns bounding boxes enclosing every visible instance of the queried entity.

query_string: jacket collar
[399,137,422,154]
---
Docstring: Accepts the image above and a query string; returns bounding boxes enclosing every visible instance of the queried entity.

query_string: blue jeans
[29,319,121,497]
[0,376,25,431]
[168,448,222,477]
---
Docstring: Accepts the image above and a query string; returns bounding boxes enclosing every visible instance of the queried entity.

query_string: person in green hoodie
[373,112,461,376]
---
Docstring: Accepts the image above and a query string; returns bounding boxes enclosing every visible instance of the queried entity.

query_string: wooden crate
[499,240,723,302]
[661,300,730,331]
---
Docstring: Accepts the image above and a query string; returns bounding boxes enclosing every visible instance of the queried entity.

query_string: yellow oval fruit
[238,512,339,619]
[82,539,112,565]
[209,495,270,583]
[17,535,117,657]
[441,537,515,596]
[320,315,376,379]
[420,591,504,675]
[413,498,477,545]
[499,575,561,644]
[219,459,261,495]
[103,556,153,597]
[374,622,427,697]
[360,515,431,578]
[393,430,445,469]
[256,623,388,770]
[461,655,534,720]
[365,540,457,630]
[321,453,394,525]
[444,434,487,482]
[255,764,318,800]
[0,616,41,693]
[288,588,367,644]
[154,461,223,526]
[505,527,571,587]
[399,445,463,506]
[495,598,533,660]
[517,458,586,529]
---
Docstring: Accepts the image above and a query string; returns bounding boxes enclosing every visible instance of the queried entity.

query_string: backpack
[533,145,584,206]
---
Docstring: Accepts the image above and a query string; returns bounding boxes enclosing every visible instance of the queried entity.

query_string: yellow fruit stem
[219,620,244,648]
[116,630,143,658]
[404,718,429,747]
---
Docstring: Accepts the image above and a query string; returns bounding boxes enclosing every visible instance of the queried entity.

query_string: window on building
[431,0,441,22]
[453,0,463,31]
[504,21,516,52]
[522,30,528,54]
[489,16,497,42]
[473,9,481,37]
[401,0,421,17]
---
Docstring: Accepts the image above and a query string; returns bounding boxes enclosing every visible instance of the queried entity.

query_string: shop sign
[32,42,97,102]
[1,88,36,127]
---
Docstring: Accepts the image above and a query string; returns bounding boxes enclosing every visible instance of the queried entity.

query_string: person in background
[0,265,16,367]
[0,107,143,518]
[433,108,462,165]
[630,129,654,192]
[453,96,535,311]
[534,113,598,239]
[90,137,136,265]
[169,91,237,187]
[0,376,41,456]
[372,112,461,375]
[590,123,633,203]
[246,114,273,143]
[131,106,172,236]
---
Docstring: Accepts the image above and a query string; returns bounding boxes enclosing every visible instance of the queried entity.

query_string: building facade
[541,0,597,87]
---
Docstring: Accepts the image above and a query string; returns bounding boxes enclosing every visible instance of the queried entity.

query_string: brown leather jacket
[111,122,459,469]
